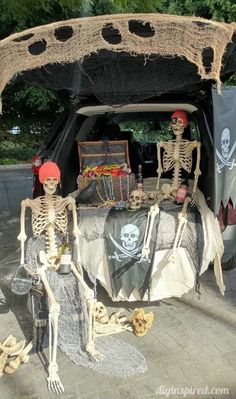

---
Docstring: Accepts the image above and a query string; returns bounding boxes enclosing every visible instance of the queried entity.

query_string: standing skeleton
[142,111,201,265]
[17,162,99,394]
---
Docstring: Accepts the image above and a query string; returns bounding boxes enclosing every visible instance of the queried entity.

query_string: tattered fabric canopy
[0,13,236,111]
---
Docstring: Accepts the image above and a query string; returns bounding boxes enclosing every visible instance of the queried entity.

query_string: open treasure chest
[77,140,136,203]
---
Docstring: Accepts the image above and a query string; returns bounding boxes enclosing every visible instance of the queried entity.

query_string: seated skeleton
[142,110,201,262]
[17,162,100,394]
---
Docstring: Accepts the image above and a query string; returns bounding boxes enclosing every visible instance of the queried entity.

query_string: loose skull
[94,301,109,324]
[221,128,230,159]
[132,308,154,337]
[120,224,139,251]
[128,189,148,210]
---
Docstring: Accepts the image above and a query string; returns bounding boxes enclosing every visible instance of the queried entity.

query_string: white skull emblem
[221,128,230,159]
[120,224,139,251]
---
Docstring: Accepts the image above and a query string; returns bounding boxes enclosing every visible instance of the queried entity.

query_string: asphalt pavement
[0,165,236,399]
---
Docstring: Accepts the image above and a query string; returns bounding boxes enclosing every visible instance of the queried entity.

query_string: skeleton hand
[72,226,80,239]
[17,232,27,242]
[190,191,198,206]
[86,289,95,302]
[86,341,103,361]
[141,246,150,260]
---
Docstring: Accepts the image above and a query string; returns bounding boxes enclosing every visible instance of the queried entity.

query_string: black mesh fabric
[16,50,205,105]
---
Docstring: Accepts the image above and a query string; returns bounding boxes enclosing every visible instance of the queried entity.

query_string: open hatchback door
[1,13,236,269]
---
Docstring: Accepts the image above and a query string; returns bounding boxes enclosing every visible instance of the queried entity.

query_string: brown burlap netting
[0,13,236,113]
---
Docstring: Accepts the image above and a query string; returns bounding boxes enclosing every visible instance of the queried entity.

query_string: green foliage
[0,158,18,165]
[0,140,35,161]
[120,121,172,143]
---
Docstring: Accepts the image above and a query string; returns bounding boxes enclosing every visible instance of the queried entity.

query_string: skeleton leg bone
[38,252,64,394]
[70,262,102,360]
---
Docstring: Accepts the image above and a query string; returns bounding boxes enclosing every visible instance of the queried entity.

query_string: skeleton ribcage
[162,141,194,173]
[31,196,68,237]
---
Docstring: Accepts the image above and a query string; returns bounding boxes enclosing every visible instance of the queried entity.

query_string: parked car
[31,96,236,270]
[1,13,235,269]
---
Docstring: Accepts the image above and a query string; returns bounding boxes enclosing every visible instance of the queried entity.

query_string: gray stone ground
[0,166,236,399]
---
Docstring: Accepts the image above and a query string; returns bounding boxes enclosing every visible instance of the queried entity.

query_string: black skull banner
[104,208,159,298]
[212,87,236,211]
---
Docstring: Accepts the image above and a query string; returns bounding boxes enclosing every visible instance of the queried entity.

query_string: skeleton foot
[47,362,64,394]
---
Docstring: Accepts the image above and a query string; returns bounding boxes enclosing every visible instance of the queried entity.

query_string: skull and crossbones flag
[104,208,158,298]
[212,87,236,212]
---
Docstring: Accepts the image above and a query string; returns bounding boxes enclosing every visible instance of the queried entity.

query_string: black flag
[212,87,236,212]
[104,208,158,298]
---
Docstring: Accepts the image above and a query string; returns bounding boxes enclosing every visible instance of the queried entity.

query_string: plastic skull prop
[43,177,59,195]
[120,224,139,251]
[221,128,230,159]
[128,189,148,210]
[94,302,109,324]
[39,161,61,195]
[132,308,154,337]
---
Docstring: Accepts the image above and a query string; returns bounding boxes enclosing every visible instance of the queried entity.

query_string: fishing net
[25,235,147,378]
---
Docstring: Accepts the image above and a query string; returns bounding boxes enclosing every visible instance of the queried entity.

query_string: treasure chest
[77,140,135,202]
[78,140,130,171]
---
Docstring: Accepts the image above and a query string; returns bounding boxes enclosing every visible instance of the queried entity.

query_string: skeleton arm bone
[86,300,103,360]
[70,262,94,301]
[70,263,101,360]
[141,203,160,260]
[156,142,164,191]
[67,196,80,239]
[17,199,30,265]
[192,142,201,195]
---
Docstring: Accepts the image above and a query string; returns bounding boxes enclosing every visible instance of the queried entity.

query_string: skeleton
[17,162,99,394]
[128,189,148,210]
[142,111,201,265]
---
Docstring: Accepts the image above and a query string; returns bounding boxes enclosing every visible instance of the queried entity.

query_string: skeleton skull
[132,308,154,337]
[120,224,139,251]
[170,110,188,137]
[43,177,59,195]
[170,118,185,136]
[221,128,230,159]
[94,301,109,324]
[128,189,148,210]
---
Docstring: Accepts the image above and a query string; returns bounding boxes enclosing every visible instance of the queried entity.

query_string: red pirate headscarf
[39,161,61,184]
[171,110,188,128]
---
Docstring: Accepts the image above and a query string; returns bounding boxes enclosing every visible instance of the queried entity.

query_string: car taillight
[32,155,42,174]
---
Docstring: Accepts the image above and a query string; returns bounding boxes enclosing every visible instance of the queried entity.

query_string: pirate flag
[104,207,159,298]
[212,87,236,212]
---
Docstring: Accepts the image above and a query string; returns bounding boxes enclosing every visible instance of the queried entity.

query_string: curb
[0,163,31,170]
